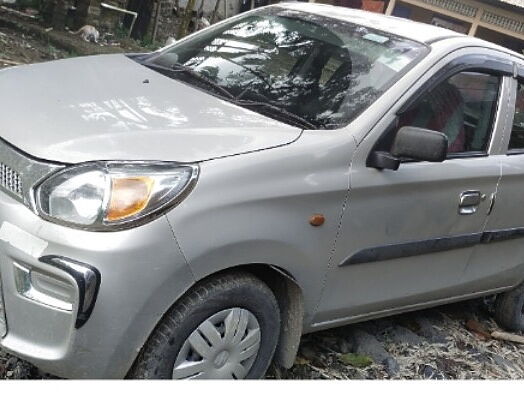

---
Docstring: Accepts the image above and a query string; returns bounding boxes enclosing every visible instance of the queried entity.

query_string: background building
[312,0,523,53]
[385,0,523,53]
[35,0,523,53]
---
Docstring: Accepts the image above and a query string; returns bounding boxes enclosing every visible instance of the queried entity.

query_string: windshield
[142,7,428,129]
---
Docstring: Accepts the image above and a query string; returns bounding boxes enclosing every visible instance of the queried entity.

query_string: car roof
[276,2,466,44]
[277,2,524,61]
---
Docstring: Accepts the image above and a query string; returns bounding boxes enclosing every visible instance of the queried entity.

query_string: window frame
[506,75,524,155]
[369,53,512,163]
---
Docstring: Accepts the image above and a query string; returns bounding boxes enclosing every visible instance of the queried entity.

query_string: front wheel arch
[128,263,304,378]
[240,264,305,369]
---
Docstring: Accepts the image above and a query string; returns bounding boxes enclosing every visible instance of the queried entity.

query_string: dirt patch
[0,7,151,69]
[0,23,69,68]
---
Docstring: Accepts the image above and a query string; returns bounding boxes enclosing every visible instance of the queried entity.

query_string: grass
[338,353,374,368]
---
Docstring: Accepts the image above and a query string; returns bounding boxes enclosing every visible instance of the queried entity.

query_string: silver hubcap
[172,308,261,379]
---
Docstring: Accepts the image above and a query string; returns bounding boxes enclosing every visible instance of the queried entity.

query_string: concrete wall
[385,0,523,53]
[179,0,242,17]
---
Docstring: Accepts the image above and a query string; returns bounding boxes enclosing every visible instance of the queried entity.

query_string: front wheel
[129,272,281,379]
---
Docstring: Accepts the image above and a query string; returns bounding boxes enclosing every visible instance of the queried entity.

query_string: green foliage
[65,49,79,58]
[14,0,41,10]
[138,34,159,50]
[338,353,373,368]
[113,26,129,40]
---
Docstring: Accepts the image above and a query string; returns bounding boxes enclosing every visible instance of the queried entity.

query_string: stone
[388,325,424,346]
[491,354,516,371]
[338,338,352,353]
[421,364,444,380]
[349,328,399,376]
[415,316,449,344]
[383,357,400,376]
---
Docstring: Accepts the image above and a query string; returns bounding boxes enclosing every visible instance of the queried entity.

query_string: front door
[314,57,507,326]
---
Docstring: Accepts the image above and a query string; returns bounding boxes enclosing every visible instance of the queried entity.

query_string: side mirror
[368,126,448,170]
[392,126,448,162]
[151,52,179,68]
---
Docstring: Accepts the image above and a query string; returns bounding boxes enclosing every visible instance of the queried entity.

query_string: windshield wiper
[141,62,315,130]
[171,62,236,100]
[143,62,236,100]
[236,99,316,130]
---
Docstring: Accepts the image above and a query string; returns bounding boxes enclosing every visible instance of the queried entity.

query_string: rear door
[463,61,524,291]
[314,50,511,326]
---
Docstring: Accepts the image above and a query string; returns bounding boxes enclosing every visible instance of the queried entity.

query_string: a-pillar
[384,0,396,15]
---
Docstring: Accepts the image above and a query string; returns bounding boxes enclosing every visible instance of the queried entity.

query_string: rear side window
[509,81,524,151]
[396,71,500,156]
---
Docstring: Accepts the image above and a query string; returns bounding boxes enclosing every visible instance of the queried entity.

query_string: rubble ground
[0,22,69,68]
[2,298,524,379]
[267,298,524,380]
[0,7,152,70]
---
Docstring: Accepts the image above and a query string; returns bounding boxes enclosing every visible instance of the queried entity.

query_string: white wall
[178,0,242,17]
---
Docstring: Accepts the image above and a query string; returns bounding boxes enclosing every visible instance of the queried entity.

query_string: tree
[211,0,223,24]
[177,0,197,38]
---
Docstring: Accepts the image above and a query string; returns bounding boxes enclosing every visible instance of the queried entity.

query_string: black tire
[494,282,524,332]
[129,271,280,379]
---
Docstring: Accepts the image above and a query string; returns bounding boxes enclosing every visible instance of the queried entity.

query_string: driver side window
[395,71,500,156]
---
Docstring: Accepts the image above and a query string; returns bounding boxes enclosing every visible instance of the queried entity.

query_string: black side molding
[340,227,524,267]
[482,228,524,243]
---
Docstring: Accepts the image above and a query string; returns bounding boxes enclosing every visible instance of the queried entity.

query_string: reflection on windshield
[145,8,428,129]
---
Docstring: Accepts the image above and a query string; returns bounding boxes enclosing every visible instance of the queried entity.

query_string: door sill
[308,286,512,332]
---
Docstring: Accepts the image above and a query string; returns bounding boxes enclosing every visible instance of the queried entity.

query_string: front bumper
[0,189,195,378]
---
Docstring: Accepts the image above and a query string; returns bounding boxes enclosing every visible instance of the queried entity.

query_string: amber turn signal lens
[309,214,325,227]
[106,177,155,221]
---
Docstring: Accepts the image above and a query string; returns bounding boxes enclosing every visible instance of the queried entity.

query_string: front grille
[0,137,63,204]
[0,163,22,196]
[0,276,6,338]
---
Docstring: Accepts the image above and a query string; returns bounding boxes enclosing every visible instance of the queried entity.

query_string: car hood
[0,54,301,163]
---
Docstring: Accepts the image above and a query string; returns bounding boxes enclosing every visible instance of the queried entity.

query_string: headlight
[34,162,198,230]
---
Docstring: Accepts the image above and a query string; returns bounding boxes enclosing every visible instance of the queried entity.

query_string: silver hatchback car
[0,2,524,380]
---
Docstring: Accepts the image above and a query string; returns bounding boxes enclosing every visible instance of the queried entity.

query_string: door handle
[459,190,484,215]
